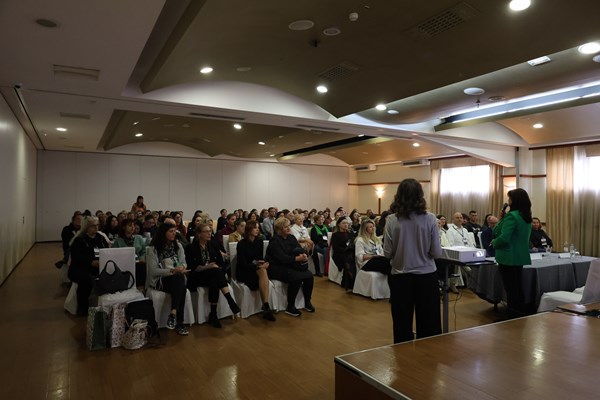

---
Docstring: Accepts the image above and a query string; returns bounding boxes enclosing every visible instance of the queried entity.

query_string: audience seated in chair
[265,217,315,317]
[310,213,329,277]
[217,213,236,247]
[146,222,189,336]
[290,214,314,255]
[481,215,498,257]
[355,219,390,275]
[235,220,275,321]
[529,217,553,252]
[55,211,82,269]
[185,223,240,328]
[228,219,246,244]
[112,218,147,287]
[331,217,356,291]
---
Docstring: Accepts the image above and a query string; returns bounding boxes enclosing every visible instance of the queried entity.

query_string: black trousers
[158,274,187,324]
[287,269,314,307]
[312,244,327,273]
[187,268,229,303]
[362,256,391,274]
[68,267,95,315]
[498,264,526,318]
[388,272,441,344]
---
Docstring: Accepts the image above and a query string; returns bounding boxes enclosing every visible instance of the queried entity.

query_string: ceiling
[1,0,599,167]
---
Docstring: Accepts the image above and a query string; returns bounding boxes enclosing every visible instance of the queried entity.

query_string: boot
[224,292,240,315]
[208,311,222,328]
[262,303,276,322]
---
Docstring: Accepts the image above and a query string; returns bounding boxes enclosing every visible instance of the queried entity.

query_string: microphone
[502,203,509,212]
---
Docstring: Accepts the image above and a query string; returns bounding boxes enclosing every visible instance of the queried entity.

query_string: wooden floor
[0,243,499,400]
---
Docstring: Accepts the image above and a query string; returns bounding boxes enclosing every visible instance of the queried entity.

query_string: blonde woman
[355,219,390,274]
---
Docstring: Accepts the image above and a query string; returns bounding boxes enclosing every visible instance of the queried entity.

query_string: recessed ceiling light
[412,142,420,147]
[305,141,313,145]
[533,123,544,129]
[269,154,275,157]
[236,67,252,72]
[152,117,160,121]
[594,55,600,63]
[323,27,341,36]
[488,95,506,102]
[387,110,399,115]
[135,133,143,137]
[464,87,485,96]
[288,20,314,31]
[258,141,265,145]
[203,138,211,143]
[233,123,242,130]
[358,134,364,137]
[132,121,139,125]
[35,18,58,28]
[509,0,531,11]
[578,42,600,55]
[527,56,551,66]
[56,127,67,132]
[375,104,387,111]
[316,85,328,93]
[200,66,214,74]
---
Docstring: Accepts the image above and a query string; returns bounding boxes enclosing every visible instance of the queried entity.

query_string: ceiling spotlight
[132,121,139,125]
[236,66,252,72]
[509,0,531,11]
[233,123,242,130]
[412,142,421,147]
[135,133,143,137]
[200,66,214,74]
[349,12,359,22]
[578,42,600,55]
[387,109,399,115]
[358,134,365,137]
[289,20,314,31]
[56,127,67,132]
[464,87,485,96]
[269,154,275,157]
[323,27,341,36]
[316,85,328,93]
[258,141,265,145]
[527,56,551,66]
[375,104,387,111]
[533,123,544,129]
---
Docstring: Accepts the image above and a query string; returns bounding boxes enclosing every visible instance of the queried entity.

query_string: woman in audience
[310,213,329,277]
[102,215,119,241]
[131,195,147,213]
[435,216,455,293]
[236,220,276,321]
[228,219,246,244]
[68,216,109,315]
[186,213,203,243]
[259,209,268,224]
[355,219,390,274]
[266,217,315,317]
[290,214,314,255]
[186,223,240,328]
[248,211,259,223]
[217,209,228,231]
[383,178,442,343]
[56,212,83,269]
[242,210,249,221]
[146,222,189,336]
[331,217,356,290]
[323,209,332,227]
[436,214,449,231]
[171,211,187,238]
[349,209,361,235]
[491,188,532,318]
[112,218,147,286]
[376,210,391,237]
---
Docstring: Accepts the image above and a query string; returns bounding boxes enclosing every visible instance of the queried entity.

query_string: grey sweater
[383,212,442,275]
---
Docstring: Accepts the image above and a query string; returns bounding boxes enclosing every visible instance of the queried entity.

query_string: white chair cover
[223,235,230,255]
[192,284,236,324]
[97,287,144,307]
[64,283,78,315]
[328,254,343,285]
[147,287,195,327]
[477,231,483,249]
[59,264,70,285]
[229,242,238,280]
[99,247,136,285]
[581,258,600,304]
[352,269,390,299]
[231,279,271,318]
[269,280,305,311]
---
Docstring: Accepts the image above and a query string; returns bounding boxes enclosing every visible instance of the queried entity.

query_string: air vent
[63,145,85,149]
[295,124,340,131]
[188,112,245,121]
[405,2,479,40]
[59,112,91,120]
[318,61,359,82]
[353,164,377,172]
[402,159,431,167]
[53,64,100,81]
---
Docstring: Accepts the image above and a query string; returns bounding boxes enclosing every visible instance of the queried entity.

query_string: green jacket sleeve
[492,212,516,249]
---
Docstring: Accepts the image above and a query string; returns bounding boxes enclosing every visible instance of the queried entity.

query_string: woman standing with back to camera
[383,178,442,344]
[491,188,532,319]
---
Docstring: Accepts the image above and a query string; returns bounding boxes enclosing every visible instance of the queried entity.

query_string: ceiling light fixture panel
[527,56,551,66]
[578,42,600,55]
[509,0,531,11]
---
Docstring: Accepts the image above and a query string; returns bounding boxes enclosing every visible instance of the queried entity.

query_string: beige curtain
[573,146,600,257]
[488,163,504,218]
[546,147,574,252]
[430,160,441,214]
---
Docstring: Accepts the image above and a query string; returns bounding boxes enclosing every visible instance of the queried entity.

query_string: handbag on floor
[86,306,111,351]
[94,260,135,296]
[121,319,148,350]
[109,303,127,348]
[125,298,160,341]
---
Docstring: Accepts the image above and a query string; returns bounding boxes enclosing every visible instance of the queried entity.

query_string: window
[440,165,490,195]
[574,155,600,193]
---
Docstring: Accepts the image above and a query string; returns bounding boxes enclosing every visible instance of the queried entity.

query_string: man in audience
[262,207,276,239]
[216,209,228,231]
[465,210,482,247]
[55,212,82,268]
[140,214,157,237]
[530,217,553,252]
[217,213,236,246]
[481,215,498,256]
[446,212,477,247]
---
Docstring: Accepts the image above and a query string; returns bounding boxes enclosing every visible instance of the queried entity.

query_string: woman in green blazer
[492,188,532,318]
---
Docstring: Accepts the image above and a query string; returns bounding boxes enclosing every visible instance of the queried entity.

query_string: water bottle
[570,243,575,259]
[563,241,569,253]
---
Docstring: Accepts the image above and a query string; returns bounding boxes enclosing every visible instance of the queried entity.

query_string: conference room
[2,0,600,398]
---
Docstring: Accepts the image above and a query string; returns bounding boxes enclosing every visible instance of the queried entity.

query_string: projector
[441,246,486,263]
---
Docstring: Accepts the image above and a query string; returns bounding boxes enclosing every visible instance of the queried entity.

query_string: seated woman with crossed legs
[146,222,189,336]
[185,223,240,328]
[355,219,391,274]
[236,220,276,321]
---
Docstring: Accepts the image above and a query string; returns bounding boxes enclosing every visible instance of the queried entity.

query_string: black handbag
[125,298,160,342]
[94,260,135,296]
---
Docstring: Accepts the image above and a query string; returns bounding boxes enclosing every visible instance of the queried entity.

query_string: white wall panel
[108,154,141,212]
[267,163,290,208]
[288,165,310,210]
[246,162,270,211]
[196,158,222,217]
[222,161,248,211]
[139,156,170,213]
[329,167,349,210]
[75,153,109,213]
[169,158,197,215]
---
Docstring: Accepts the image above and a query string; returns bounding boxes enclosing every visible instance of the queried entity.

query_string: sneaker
[263,309,276,321]
[285,307,302,317]
[175,324,189,336]
[304,303,316,313]
[166,313,176,330]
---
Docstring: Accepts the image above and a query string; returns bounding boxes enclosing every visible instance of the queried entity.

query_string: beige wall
[0,95,37,285]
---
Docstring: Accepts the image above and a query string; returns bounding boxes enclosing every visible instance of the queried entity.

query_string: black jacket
[69,234,109,274]
[236,238,264,283]
[265,234,301,281]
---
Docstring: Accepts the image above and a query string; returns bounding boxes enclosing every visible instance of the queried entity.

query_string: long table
[335,309,600,399]
[468,255,595,309]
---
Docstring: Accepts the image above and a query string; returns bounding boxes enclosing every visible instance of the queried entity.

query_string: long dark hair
[508,188,532,223]
[390,178,427,218]
[151,223,176,255]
